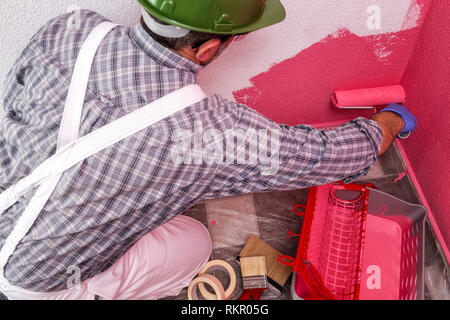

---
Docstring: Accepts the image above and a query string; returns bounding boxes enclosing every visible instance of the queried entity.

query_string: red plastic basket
[280,182,426,300]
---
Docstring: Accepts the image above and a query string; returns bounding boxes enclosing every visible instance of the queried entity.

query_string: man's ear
[195,39,222,64]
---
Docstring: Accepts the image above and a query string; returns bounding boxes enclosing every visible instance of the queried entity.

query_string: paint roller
[332,85,416,138]
[332,85,406,110]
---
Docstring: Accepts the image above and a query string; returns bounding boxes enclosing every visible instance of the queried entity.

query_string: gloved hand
[379,103,417,139]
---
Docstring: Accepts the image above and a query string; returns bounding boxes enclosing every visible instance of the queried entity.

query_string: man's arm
[201,100,385,200]
[370,111,405,156]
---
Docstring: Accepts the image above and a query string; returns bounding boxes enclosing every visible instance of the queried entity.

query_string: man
[0,0,415,299]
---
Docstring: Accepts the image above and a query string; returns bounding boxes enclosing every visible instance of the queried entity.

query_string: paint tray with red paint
[279,182,427,300]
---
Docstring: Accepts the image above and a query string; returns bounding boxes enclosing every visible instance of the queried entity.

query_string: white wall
[0,0,142,115]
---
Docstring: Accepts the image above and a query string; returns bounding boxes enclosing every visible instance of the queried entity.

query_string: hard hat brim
[138,0,286,35]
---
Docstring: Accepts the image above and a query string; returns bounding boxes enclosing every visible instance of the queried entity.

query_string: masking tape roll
[188,274,226,300]
[198,260,237,300]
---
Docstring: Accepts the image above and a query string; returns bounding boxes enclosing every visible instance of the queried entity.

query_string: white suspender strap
[0,84,207,213]
[0,21,118,277]
[57,21,118,149]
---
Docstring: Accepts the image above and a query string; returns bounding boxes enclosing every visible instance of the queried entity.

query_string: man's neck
[176,48,202,65]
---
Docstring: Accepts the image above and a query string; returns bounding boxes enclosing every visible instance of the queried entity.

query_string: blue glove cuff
[379,103,417,138]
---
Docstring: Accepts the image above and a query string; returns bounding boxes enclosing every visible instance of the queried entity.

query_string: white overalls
[0,22,212,300]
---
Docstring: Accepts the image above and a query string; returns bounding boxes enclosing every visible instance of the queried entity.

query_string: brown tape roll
[198,260,237,300]
[188,274,226,300]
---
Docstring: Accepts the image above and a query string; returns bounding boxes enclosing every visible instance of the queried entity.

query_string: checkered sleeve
[203,101,383,199]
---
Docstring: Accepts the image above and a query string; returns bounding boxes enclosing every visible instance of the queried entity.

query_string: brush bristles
[242,275,268,290]
[240,256,268,290]
[240,256,267,278]
[239,235,292,288]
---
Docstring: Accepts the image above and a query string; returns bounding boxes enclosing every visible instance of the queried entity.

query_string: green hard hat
[137,0,286,35]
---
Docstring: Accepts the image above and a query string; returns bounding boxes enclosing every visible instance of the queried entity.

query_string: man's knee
[170,215,212,262]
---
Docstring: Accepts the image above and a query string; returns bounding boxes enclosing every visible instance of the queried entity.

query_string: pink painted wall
[199,0,432,125]
[401,0,450,261]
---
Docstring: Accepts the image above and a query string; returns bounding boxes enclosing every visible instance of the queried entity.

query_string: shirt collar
[129,23,203,74]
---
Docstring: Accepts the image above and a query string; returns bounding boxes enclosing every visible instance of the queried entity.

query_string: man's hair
[140,15,230,51]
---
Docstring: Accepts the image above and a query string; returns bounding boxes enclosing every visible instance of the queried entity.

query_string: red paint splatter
[377,204,388,216]
[394,171,408,183]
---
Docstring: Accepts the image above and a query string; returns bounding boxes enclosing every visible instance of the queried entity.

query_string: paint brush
[238,235,293,296]
[239,256,268,300]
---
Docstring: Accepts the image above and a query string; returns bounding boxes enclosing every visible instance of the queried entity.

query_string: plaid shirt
[0,10,382,292]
